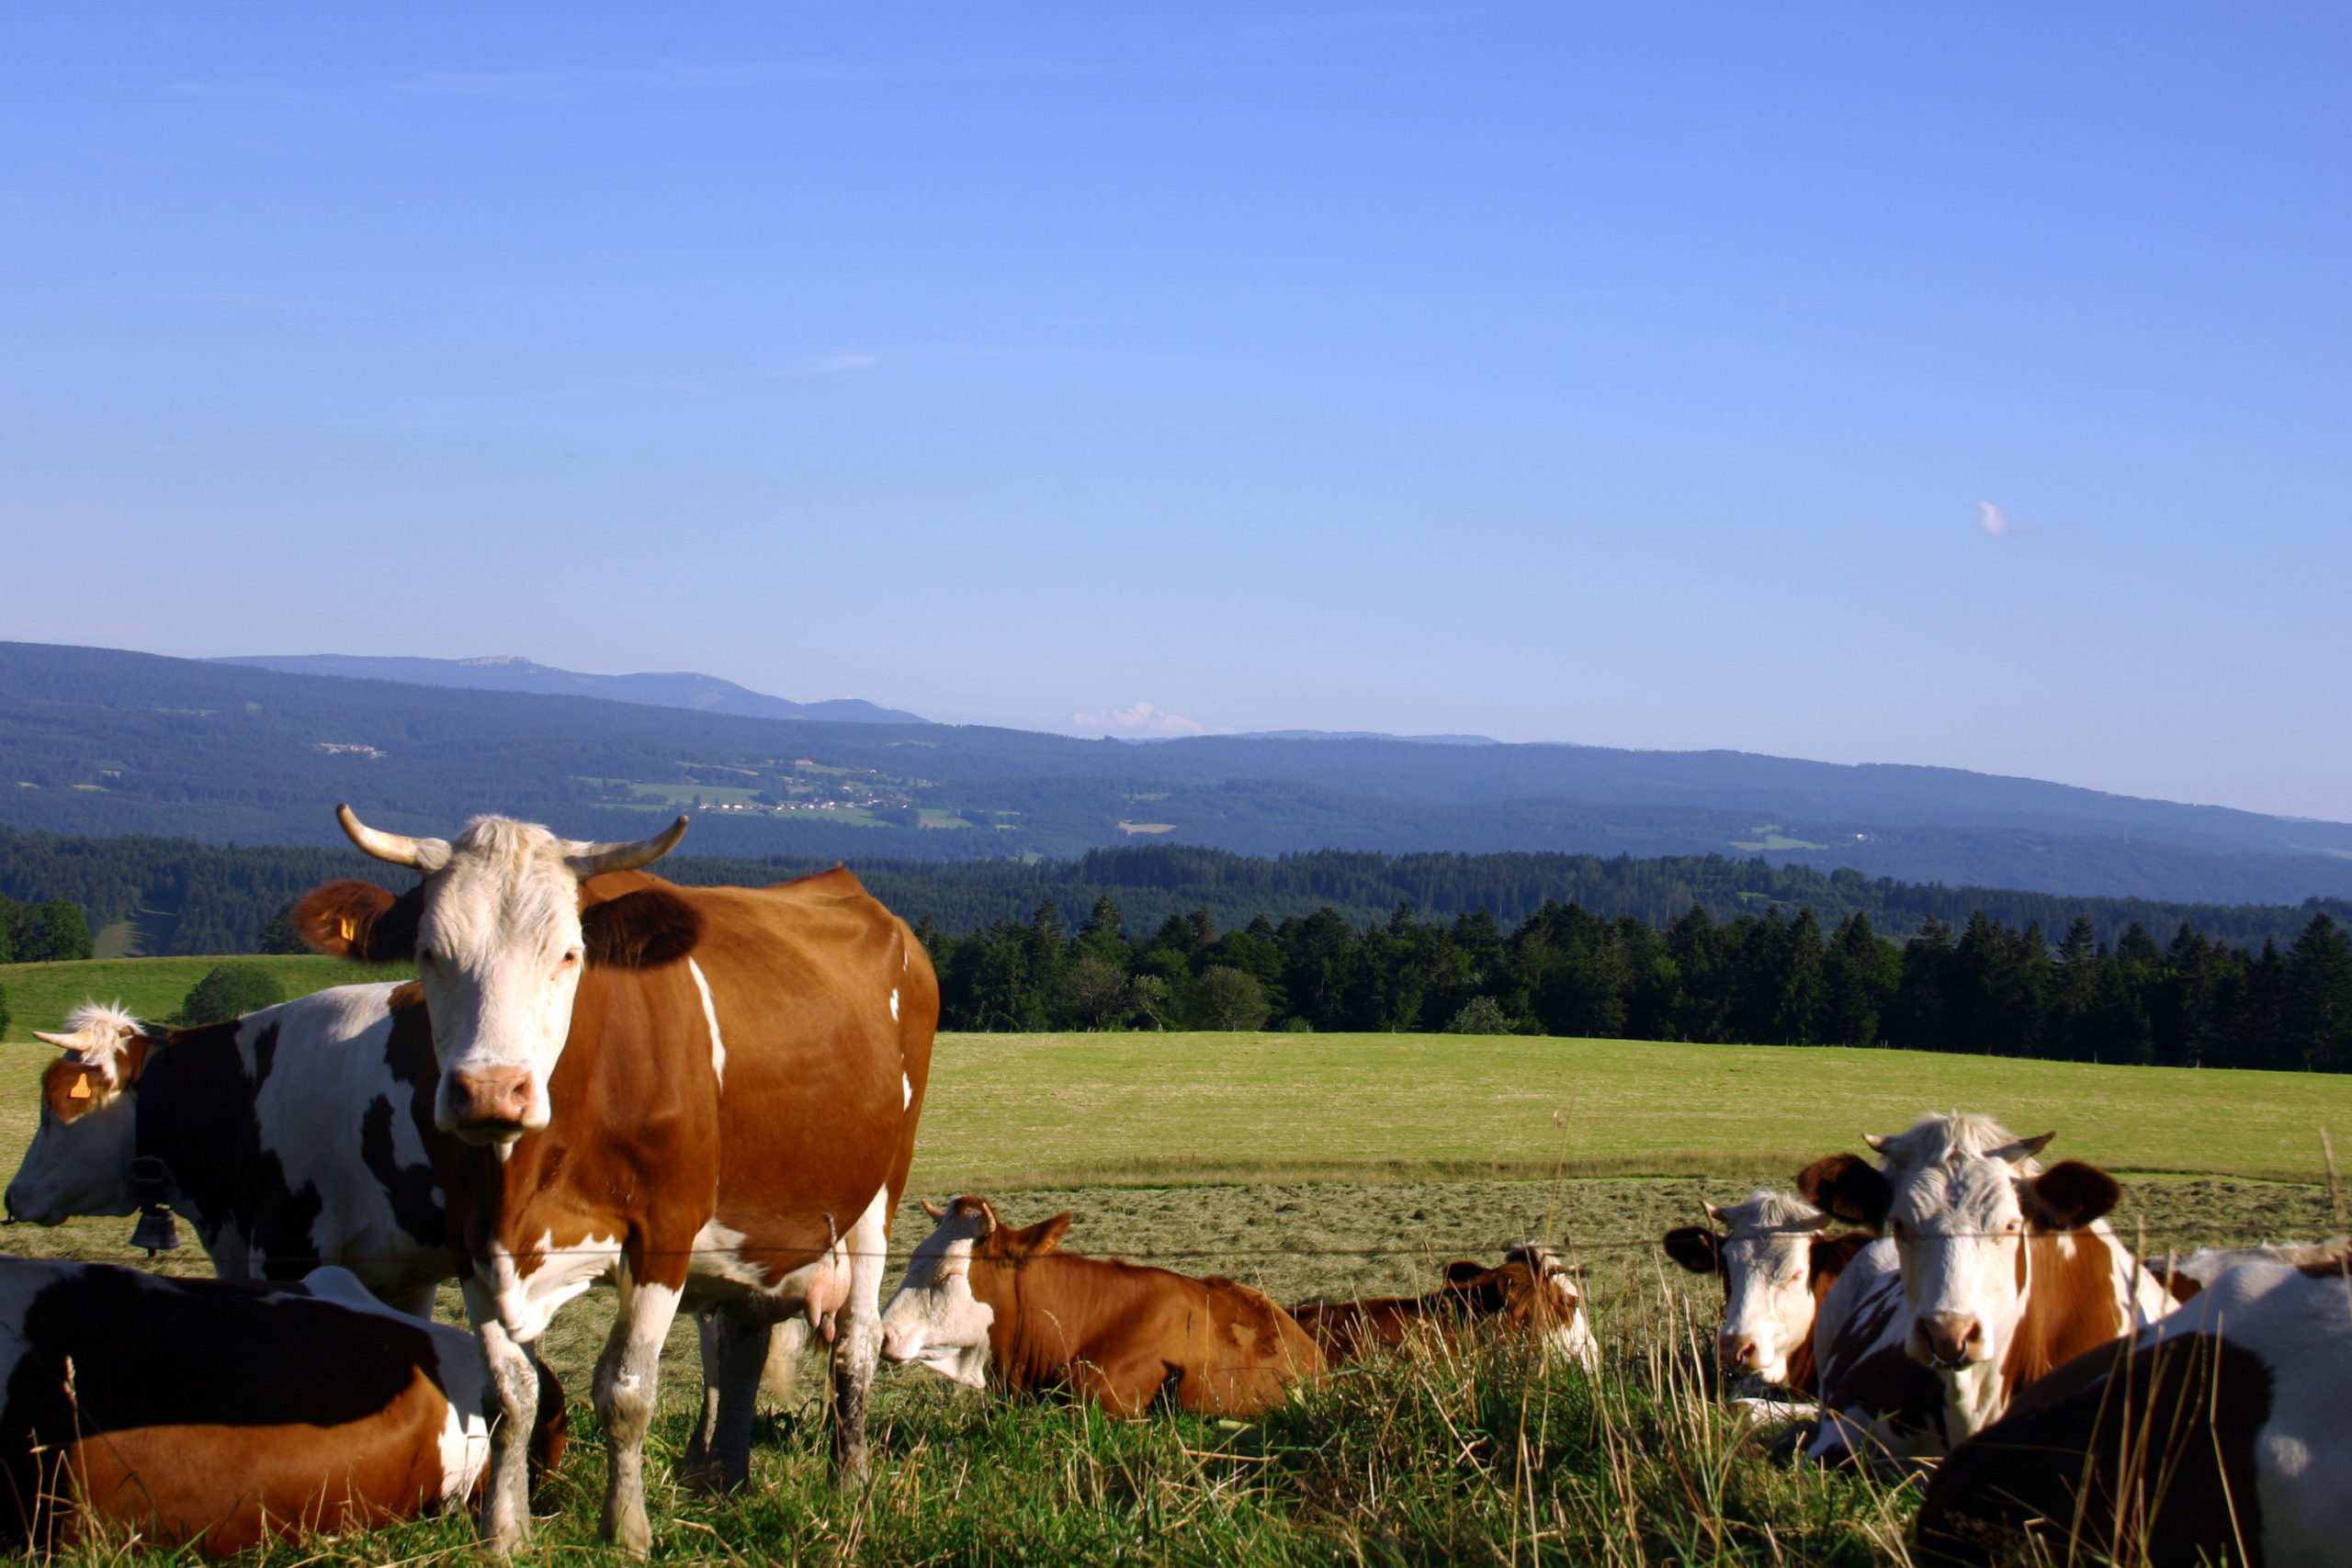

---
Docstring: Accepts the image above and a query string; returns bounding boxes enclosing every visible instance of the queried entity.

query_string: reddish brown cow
[1291,1244,1600,1371]
[879,1198,1327,1416]
[0,1260,502,1553]
[298,810,935,1556]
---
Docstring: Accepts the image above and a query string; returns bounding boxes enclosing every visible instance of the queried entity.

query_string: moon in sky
[1977,501,2013,537]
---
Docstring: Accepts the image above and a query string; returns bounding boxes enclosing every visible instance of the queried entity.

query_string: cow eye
[416,946,436,969]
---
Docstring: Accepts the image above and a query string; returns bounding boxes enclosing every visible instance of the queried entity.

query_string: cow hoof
[676,1455,728,1495]
[602,1505,653,1559]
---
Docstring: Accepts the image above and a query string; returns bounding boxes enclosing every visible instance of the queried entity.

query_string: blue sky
[2,5,2345,818]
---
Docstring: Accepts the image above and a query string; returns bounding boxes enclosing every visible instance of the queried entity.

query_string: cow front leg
[683,1301,769,1493]
[593,1273,684,1557]
[466,1280,537,1557]
[830,1187,891,1481]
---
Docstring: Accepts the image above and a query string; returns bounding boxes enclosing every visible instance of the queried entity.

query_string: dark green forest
[924,895,2352,1073]
[5,827,2347,958]
[6,823,2347,1069]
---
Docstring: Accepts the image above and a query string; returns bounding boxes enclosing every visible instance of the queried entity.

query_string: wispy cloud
[1072,701,1214,738]
[1977,500,2028,539]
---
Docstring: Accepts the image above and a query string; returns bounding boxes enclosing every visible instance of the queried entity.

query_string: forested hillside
[924,893,2352,1074]
[4,826,2346,959]
[7,640,2352,904]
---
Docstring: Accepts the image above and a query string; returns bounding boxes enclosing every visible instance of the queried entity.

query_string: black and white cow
[5,988,452,1314]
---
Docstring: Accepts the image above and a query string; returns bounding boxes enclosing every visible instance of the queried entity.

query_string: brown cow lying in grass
[879,1197,1326,1416]
[1291,1244,1600,1372]
[0,1259,508,1553]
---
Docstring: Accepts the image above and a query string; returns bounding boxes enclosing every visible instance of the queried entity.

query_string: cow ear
[922,1199,946,1221]
[1796,1154,1893,1229]
[580,887,702,969]
[2021,1160,2120,1231]
[1443,1259,1487,1285]
[2000,1131,2057,1164]
[293,881,419,962]
[1005,1212,1073,1258]
[1809,1232,1873,1288]
[1661,1226,1722,1275]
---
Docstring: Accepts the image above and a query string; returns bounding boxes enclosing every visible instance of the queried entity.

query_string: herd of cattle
[0,807,2343,1564]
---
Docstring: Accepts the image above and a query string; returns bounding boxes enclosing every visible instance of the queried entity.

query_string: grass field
[0,953,408,1044]
[2,961,2340,1563]
[910,1030,2352,1188]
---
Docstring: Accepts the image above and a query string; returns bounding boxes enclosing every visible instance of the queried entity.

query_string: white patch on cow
[902,1071,912,1111]
[690,1217,775,1291]
[881,1203,997,1387]
[688,958,726,1087]
[242,983,456,1307]
[890,987,899,1022]
[488,1229,621,1343]
[437,1389,494,1506]
[2134,1251,2352,1563]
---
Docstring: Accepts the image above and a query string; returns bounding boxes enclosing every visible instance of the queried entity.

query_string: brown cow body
[1292,1245,1600,1371]
[0,1259,496,1553]
[881,1198,1326,1416]
[300,814,935,1555]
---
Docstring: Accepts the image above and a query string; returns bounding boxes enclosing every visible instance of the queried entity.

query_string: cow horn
[565,816,690,877]
[337,805,449,871]
[30,1031,76,1050]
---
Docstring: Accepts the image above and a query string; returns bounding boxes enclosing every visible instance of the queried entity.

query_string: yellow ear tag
[339,916,358,942]
[69,1074,91,1100]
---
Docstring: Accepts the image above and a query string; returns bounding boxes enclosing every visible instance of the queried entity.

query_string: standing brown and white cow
[1798,1112,2173,1446]
[296,807,935,1556]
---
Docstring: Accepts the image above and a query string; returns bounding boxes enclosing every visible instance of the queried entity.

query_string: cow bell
[129,1206,181,1256]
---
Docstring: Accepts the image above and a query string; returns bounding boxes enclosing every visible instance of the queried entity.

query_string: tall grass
[28,1272,1927,1567]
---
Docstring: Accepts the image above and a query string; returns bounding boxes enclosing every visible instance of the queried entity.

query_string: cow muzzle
[1911,1312,1984,1369]
[445,1066,539,1143]
[1717,1331,1763,1372]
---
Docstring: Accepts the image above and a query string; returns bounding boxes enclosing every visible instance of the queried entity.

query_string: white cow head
[1664,1191,1858,1388]
[1801,1114,2120,1382]
[5,1003,149,1224]
[297,807,688,1144]
[881,1196,1070,1388]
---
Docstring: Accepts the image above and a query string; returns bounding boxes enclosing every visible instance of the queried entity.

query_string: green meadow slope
[3,954,2340,1186]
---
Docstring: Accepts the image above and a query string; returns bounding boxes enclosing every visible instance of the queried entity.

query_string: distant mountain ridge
[218,652,929,726]
[6,639,2349,907]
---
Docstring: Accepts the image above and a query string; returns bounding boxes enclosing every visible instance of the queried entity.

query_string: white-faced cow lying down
[881,1197,1328,1416]
[1291,1243,1600,1372]
[1662,1191,1875,1392]
[5,990,453,1314]
[0,1259,495,1553]
[1915,1242,2352,1567]
[296,807,935,1557]
[1798,1113,2174,1450]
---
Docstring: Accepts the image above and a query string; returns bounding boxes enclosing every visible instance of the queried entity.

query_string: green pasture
[3,955,2343,1184]
[911,1030,2350,1189]
[0,953,407,1044]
